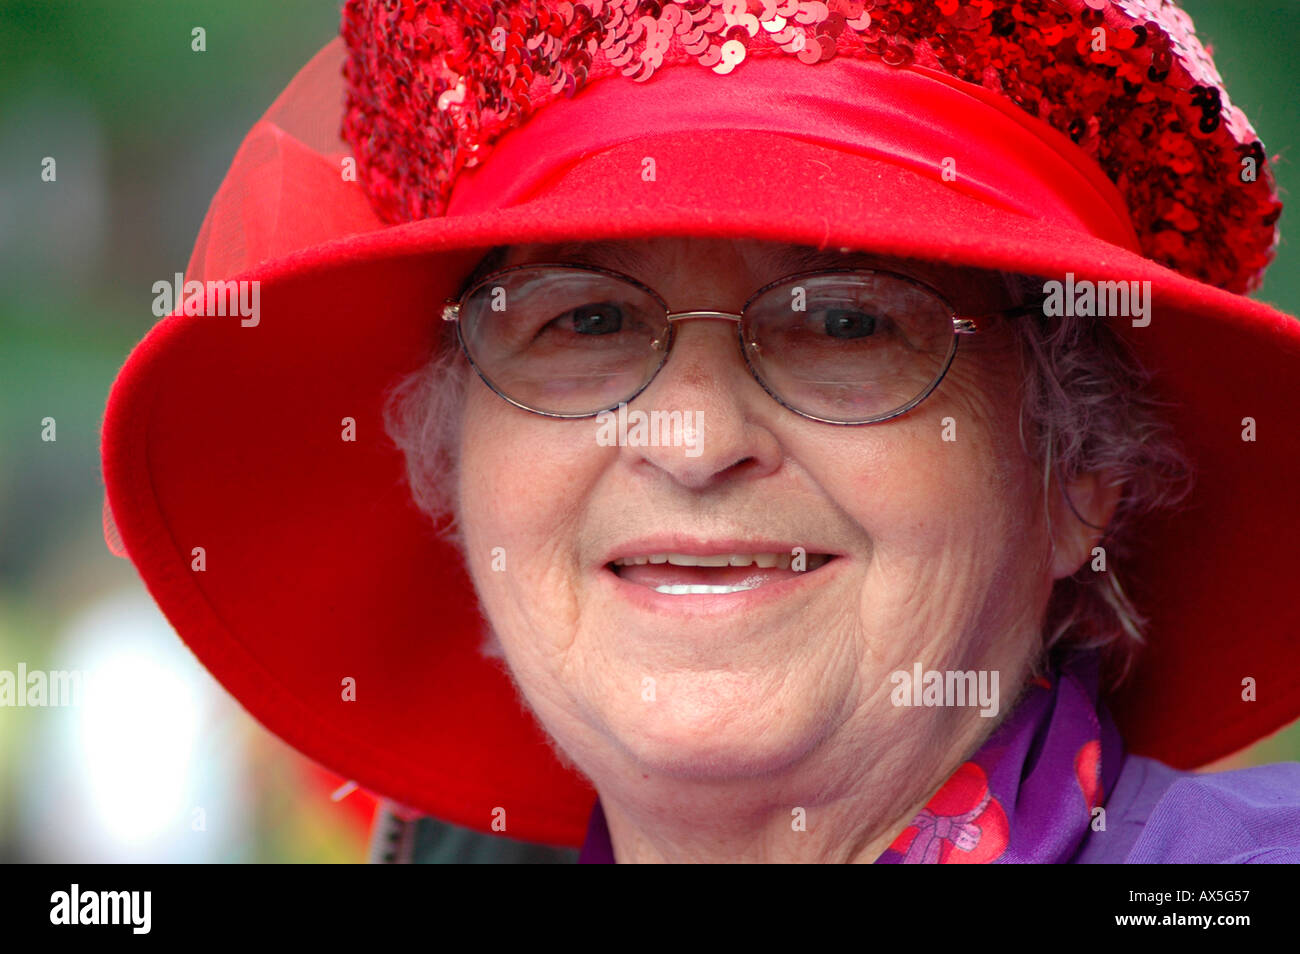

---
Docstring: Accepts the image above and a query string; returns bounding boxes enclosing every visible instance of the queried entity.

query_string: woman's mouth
[608,552,835,594]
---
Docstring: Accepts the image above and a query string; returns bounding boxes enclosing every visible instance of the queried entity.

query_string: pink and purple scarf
[579,650,1126,863]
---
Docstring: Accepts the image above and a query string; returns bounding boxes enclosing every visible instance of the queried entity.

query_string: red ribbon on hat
[447,53,1142,251]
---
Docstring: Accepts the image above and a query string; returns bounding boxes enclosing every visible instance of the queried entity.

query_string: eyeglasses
[441,263,992,425]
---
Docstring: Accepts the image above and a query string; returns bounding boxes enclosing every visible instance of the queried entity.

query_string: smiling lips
[609,552,834,594]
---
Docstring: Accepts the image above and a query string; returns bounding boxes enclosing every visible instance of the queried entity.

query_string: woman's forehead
[502,237,1013,306]
[508,236,908,269]
[508,237,858,271]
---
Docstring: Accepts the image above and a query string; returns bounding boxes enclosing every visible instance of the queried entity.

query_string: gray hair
[383,248,1195,688]
[382,246,509,552]
[1002,273,1195,686]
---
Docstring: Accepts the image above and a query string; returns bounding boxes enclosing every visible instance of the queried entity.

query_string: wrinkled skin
[455,236,1118,863]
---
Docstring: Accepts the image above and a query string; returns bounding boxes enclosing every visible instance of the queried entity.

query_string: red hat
[101,0,1299,849]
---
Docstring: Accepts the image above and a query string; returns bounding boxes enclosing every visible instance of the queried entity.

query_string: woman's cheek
[461,401,584,548]
[809,413,995,547]
[803,410,1029,664]
[459,403,608,642]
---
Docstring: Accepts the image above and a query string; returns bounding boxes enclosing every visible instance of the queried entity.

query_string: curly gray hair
[383,247,1195,688]
[1004,274,1195,686]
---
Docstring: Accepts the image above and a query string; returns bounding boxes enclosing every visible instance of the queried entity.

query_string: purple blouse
[578,650,1300,863]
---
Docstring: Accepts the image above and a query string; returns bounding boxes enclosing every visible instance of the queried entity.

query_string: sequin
[341,0,1281,293]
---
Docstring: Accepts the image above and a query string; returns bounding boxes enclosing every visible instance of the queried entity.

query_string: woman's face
[455,236,1089,814]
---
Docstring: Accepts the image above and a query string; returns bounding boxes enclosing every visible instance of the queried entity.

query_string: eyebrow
[482,239,1008,311]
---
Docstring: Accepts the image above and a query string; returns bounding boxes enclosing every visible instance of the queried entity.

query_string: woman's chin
[596,689,829,783]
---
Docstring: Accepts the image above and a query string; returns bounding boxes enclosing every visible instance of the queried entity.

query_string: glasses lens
[744,272,957,423]
[457,266,669,416]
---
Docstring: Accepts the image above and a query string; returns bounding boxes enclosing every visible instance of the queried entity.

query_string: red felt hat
[101,0,1299,849]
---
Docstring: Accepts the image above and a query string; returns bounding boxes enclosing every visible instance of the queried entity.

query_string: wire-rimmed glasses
[441,263,987,425]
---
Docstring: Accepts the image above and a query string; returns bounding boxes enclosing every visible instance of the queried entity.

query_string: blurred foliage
[0,0,362,864]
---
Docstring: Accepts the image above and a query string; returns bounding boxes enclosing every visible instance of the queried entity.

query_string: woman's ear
[1049,468,1123,580]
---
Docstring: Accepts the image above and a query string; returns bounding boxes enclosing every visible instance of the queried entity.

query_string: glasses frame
[441,261,994,426]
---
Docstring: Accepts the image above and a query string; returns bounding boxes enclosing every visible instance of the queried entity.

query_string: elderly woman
[103,0,1300,863]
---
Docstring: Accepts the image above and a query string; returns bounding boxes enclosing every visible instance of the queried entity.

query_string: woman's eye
[821,309,878,339]
[564,303,624,335]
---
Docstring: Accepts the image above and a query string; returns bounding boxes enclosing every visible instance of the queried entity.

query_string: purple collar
[579,650,1125,863]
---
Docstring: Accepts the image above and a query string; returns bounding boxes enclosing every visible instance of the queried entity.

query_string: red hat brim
[102,51,1300,849]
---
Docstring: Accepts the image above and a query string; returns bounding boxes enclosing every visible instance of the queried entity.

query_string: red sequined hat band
[445,53,1140,250]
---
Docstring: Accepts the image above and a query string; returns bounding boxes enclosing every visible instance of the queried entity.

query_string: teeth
[613,552,804,567]
[653,583,761,595]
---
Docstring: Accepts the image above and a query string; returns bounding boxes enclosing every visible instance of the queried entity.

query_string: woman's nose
[623,317,782,490]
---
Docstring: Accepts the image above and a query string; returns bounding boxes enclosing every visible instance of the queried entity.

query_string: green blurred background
[0,1,1297,862]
